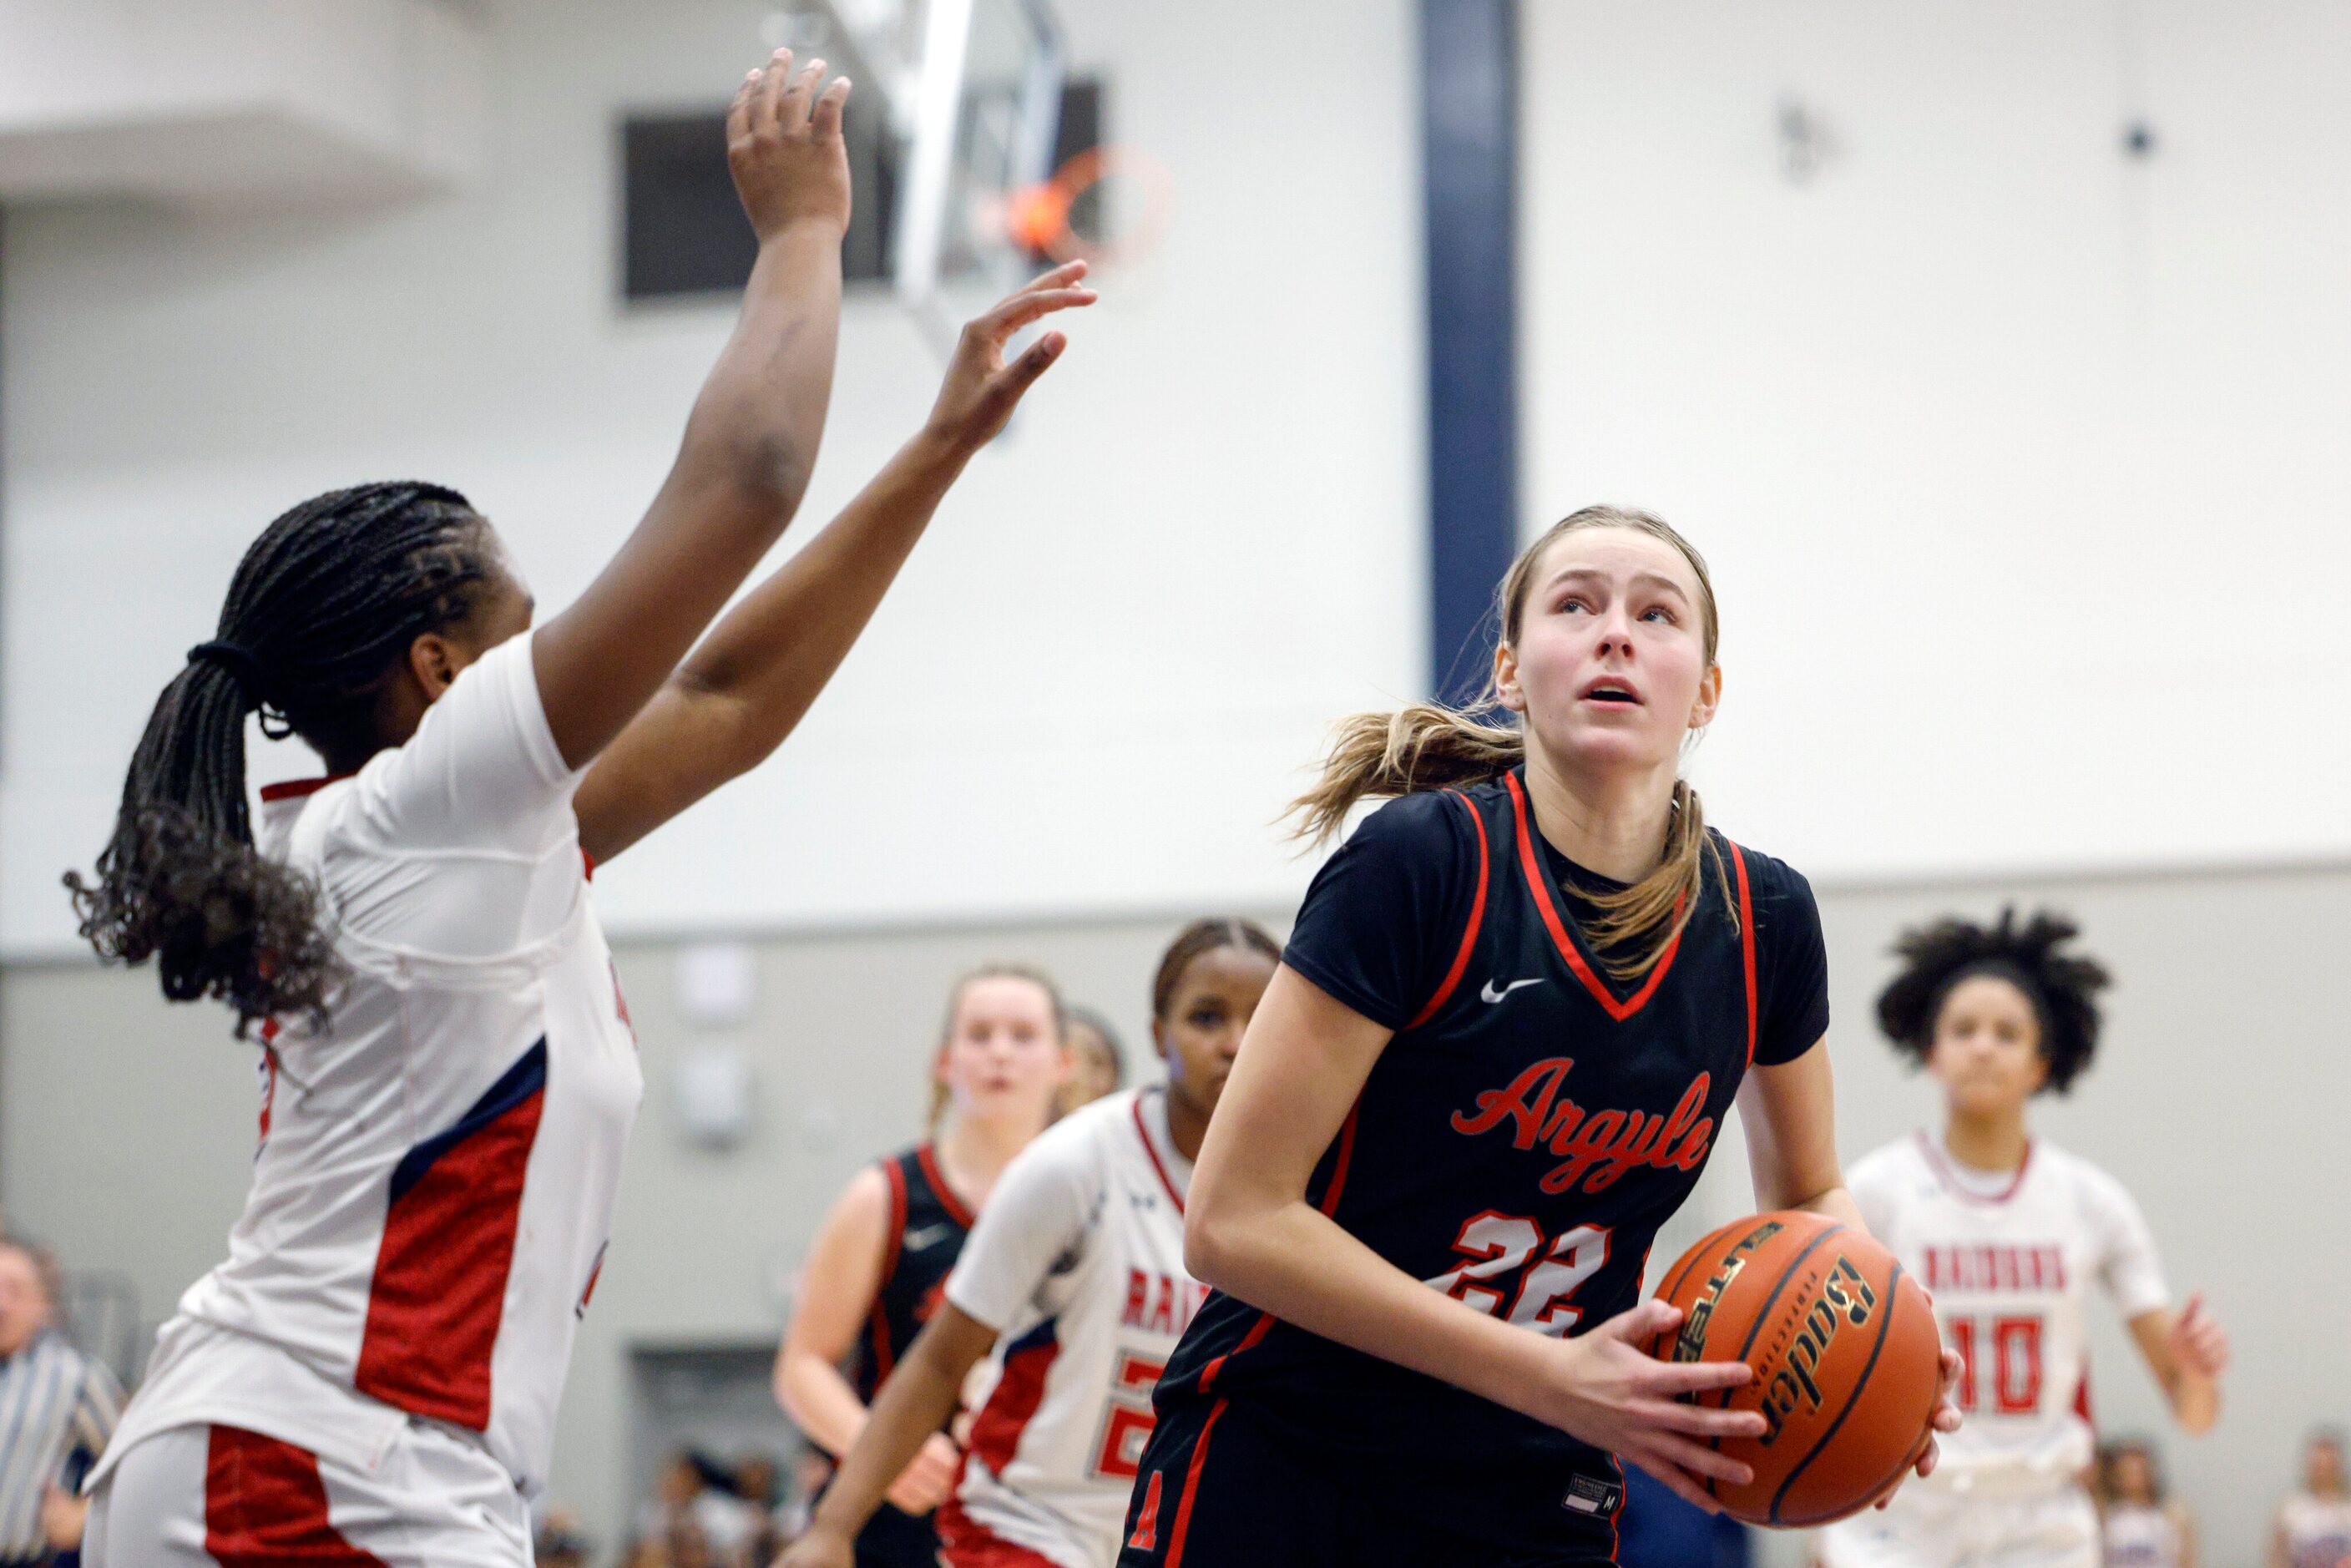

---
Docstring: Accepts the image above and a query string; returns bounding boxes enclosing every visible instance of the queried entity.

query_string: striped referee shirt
[0,1329,122,1559]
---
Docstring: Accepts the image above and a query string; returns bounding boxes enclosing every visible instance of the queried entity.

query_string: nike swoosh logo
[1479,978,1545,1004]
[904,1222,956,1252]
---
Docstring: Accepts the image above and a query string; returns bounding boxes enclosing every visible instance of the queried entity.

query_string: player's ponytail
[1292,505,1724,983]
[67,481,495,1037]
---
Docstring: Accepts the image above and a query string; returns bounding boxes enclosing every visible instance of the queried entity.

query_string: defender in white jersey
[1822,912,2227,1568]
[68,62,1096,1563]
[782,921,1283,1568]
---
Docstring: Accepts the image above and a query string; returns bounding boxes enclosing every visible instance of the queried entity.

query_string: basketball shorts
[1817,1479,2098,1568]
[1117,1394,1614,1568]
[83,1420,529,1568]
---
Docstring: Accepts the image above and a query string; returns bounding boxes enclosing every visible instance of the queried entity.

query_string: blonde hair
[926,964,1067,1130]
[1291,505,1724,980]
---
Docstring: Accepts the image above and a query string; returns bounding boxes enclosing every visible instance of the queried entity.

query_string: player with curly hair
[1821,909,2231,1568]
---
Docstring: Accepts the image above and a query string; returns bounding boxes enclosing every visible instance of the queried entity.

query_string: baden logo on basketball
[1650,1211,1941,1526]
[1757,1256,1879,1445]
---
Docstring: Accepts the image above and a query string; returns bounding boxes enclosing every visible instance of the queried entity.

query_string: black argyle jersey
[851,1144,974,1404]
[1140,770,1828,1555]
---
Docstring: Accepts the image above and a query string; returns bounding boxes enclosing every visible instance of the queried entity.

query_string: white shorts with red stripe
[83,1421,529,1568]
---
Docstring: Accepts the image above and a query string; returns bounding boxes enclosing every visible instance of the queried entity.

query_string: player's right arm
[529,51,851,770]
[1183,964,1767,1512]
[780,1305,1000,1568]
[774,1167,960,1515]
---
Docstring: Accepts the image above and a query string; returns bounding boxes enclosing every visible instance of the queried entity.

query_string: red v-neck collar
[1503,771,1684,1021]
[914,1142,978,1229]
[1130,1090,1187,1216]
[1915,1130,2035,1206]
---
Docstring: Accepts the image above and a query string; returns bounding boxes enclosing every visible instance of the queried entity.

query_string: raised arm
[574,264,1094,862]
[530,51,852,770]
[1184,964,1764,1510]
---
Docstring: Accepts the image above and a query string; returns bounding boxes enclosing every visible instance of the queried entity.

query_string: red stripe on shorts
[204,1425,388,1566]
[935,1496,1066,1567]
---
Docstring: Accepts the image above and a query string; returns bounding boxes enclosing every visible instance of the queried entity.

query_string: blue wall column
[1420,0,1519,705]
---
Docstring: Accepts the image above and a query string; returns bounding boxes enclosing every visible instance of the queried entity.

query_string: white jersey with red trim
[89,635,643,1500]
[942,1085,1202,1568]
[1844,1133,2170,1495]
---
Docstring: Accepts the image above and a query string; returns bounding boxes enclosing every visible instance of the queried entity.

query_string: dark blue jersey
[1150,771,1828,1552]
[851,1144,974,1404]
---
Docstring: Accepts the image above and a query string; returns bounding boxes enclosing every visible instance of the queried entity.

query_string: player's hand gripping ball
[1650,1211,1942,1526]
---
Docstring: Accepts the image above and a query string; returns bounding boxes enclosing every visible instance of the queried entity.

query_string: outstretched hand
[727,49,853,240]
[924,260,1099,455]
[1538,1298,1767,1513]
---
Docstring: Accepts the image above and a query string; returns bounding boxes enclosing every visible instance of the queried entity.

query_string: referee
[0,1240,121,1566]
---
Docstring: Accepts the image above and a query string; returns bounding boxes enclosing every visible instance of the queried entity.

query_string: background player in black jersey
[1120,507,1959,1568]
[776,968,1071,1568]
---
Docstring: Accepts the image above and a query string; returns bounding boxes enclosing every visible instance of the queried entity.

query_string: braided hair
[66,482,498,1035]
[1875,908,2111,1094]
[1150,918,1283,1021]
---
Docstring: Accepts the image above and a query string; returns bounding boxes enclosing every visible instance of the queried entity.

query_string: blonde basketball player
[781,920,1282,1568]
[776,969,1071,1568]
[68,52,1094,1566]
[1823,911,2228,1568]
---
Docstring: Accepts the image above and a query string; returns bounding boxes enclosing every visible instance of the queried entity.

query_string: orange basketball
[1649,1211,1940,1527]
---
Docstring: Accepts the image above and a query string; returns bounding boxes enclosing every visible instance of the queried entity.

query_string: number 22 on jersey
[1426,1213,1614,1334]
[1090,1353,1165,1480]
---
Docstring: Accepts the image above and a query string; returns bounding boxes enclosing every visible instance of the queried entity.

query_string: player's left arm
[1738,1044,1964,1489]
[1737,1041,1862,1227]
[573,265,1094,864]
[2126,1297,2227,1434]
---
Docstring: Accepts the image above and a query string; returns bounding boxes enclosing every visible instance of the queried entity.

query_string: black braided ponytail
[67,482,498,1035]
[1875,908,2111,1094]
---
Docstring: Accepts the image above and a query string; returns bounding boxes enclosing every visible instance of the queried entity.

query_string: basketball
[1650,1211,1942,1528]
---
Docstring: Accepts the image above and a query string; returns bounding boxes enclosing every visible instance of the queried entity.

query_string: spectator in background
[533,1505,594,1568]
[0,1239,122,1568]
[775,1449,834,1543]
[638,1451,756,1564]
[1057,1005,1125,1114]
[2099,1437,2196,1567]
[2273,1428,2351,1568]
[735,1453,786,1565]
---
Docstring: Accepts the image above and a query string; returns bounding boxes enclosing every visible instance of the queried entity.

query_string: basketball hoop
[1004,145,1175,268]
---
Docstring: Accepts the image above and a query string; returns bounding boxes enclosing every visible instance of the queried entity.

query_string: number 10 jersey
[1844,1132,2171,1496]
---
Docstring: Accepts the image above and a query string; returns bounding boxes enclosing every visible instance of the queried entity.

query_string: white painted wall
[1522,0,2351,885]
[0,0,1422,958]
